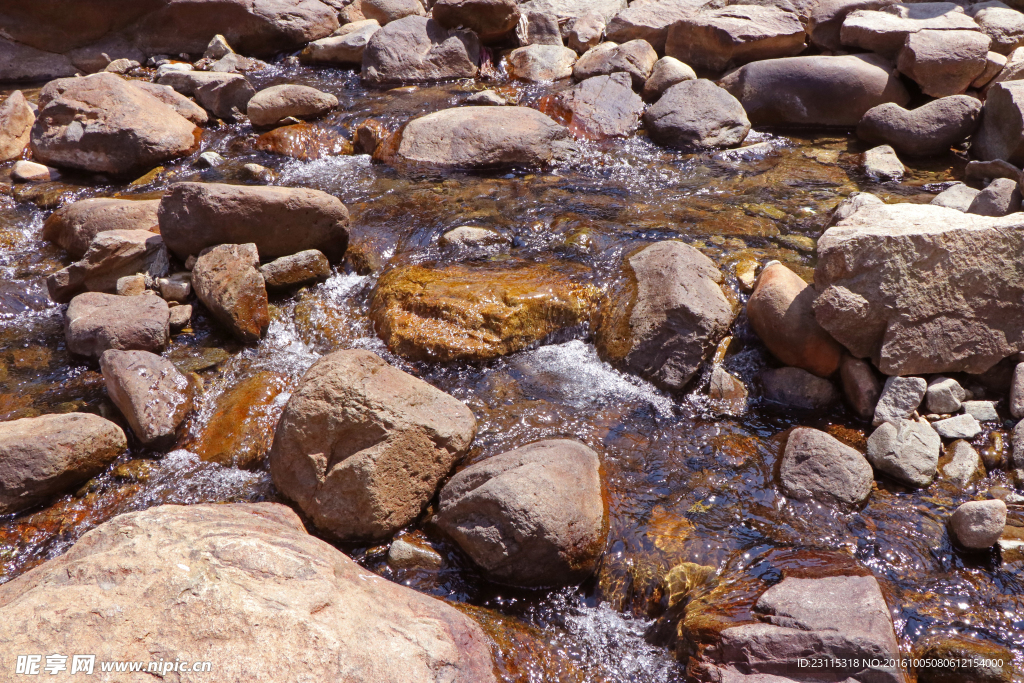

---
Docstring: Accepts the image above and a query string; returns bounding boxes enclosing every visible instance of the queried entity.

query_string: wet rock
[43,198,160,260]
[191,243,269,343]
[466,90,507,105]
[439,225,507,249]
[354,118,389,153]
[0,503,497,682]
[100,349,192,445]
[507,44,578,81]
[381,106,575,170]
[518,11,563,45]
[433,0,520,42]
[0,91,34,162]
[814,202,1024,375]
[31,73,199,175]
[719,53,910,127]
[0,413,126,514]
[572,39,658,89]
[158,182,349,262]
[857,96,981,157]
[746,262,843,378]
[962,399,999,421]
[541,72,643,139]
[605,0,704,53]
[435,439,606,587]
[595,241,735,392]
[949,498,1007,548]
[841,3,981,58]
[371,261,594,361]
[863,144,905,179]
[897,28,991,98]
[939,439,985,487]
[841,355,882,420]
[643,79,750,150]
[761,366,840,410]
[641,56,697,101]
[866,418,940,487]
[46,229,170,304]
[260,249,331,290]
[157,71,256,119]
[914,633,1015,683]
[973,80,1024,164]
[873,376,927,425]
[808,0,893,51]
[779,427,873,506]
[709,366,748,411]
[931,182,981,210]
[389,536,444,570]
[254,122,353,160]
[361,0,426,24]
[269,349,477,541]
[666,5,806,72]
[168,304,192,331]
[247,85,338,128]
[926,376,966,413]
[301,20,381,65]
[129,81,209,125]
[361,16,480,85]
[932,413,982,438]
[967,177,1022,215]
[65,292,169,358]
[566,12,607,52]
[972,5,1024,54]
[11,160,60,183]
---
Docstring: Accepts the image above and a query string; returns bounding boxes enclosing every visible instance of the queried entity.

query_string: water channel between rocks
[1,64,1021,680]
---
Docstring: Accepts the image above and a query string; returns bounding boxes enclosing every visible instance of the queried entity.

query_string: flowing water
[1,62,1022,680]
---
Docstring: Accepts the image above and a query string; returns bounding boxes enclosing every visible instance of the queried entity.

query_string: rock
[0,413,126,514]
[746,261,843,377]
[521,0,625,23]
[932,413,983,438]
[439,226,507,249]
[269,349,477,540]
[856,96,982,157]
[666,5,806,72]
[814,202,1024,375]
[361,16,480,85]
[0,36,77,82]
[927,376,966,413]
[370,261,594,361]
[973,6,1024,54]
[840,3,982,58]
[931,182,981,210]
[808,0,893,51]
[466,90,507,105]
[11,160,60,183]
[204,34,233,60]
[972,80,1024,164]
[572,39,658,89]
[247,85,338,127]
[30,73,199,175]
[196,150,225,168]
[191,243,269,343]
[104,57,140,74]
[719,54,910,127]
[873,376,927,425]
[381,106,575,170]
[518,11,563,45]
[389,537,444,570]
[159,270,192,301]
[540,72,643,139]
[433,0,520,42]
[129,81,209,125]
[841,355,882,420]
[46,229,170,304]
[354,118,389,154]
[507,44,578,81]
[65,292,169,358]
[973,49,1007,87]
[967,176,1022,215]
[963,400,999,421]
[761,366,840,410]
[940,439,985,486]
[301,20,381,65]
[966,157,1021,182]
[643,79,750,150]
[641,56,697,101]
[169,305,192,332]
[594,241,734,391]
[866,418,940,487]
[718,575,905,683]
[709,365,748,411]
[779,427,873,506]
[897,28,991,98]
[0,503,497,682]
[117,274,147,297]
[253,122,353,160]
[260,250,331,290]
[361,0,426,24]
[566,12,607,52]
[949,498,1007,548]
[43,198,160,259]
[157,71,255,119]
[100,350,192,445]
[435,439,606,587]
[605,0,705,53]
[914,634,1015,683]
[1011,362,1024,417]
[863,144,905,180]
[0,91,34,162]
[827,190,885,227]
[158,182,350,262]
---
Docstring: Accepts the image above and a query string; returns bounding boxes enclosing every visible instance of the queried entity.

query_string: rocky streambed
[2,1,1024,681]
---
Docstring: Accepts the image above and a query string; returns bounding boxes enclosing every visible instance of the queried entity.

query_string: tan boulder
[42,198,160,259]
[0,90,34,162]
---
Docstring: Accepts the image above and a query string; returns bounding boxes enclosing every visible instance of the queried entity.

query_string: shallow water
[1,63,1021,679]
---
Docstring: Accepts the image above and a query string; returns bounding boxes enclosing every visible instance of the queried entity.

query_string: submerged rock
[254,122,354,160]
[866,418,941,488]
[65,292,169,358]
[914,633,1015,683]
[361,16,480,85]
[43,198,160,259]
[100,349,192,445]
[191,243,269,343]
[780,428,874,507]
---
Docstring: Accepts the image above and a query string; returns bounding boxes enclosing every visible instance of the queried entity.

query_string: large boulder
[840,3,982,58]
[435,439,606,587]
[192,243,269,343]
[866,418,941,487]
[539,72,643,139]
[247,84,338,128]
[520,0,625,23]
[0,91,34,162]
[361,16,480,85]
[666,5,806,72]
[65,292,169,358]
[100,349,192,445]
[808,0,893,51]
[0,36,76,82]
[719,53,910,127]
[0,503,497,682]
[269,349,477,541]
[46,229,169,304]
[130,80,209,125]
[0,413,126,514]
[973,6,1024,54]
[507,44,578,81]
[432,0,520,42]
[605,0,713,53]
[746,262,843,378]
[595,241,735,392]
[896,28,991,97]
[380,106,575,170]
[42,198,160,259]
[301,19,381,65]
[643,79,750,150]
[813,201,1024,375]
[780,428,873,507]
[572,39,658,89]
[973,80,1024,165]
[157,182,349,261]
[30,73,199,175]
[856,96,982,156]
[361,0,426,24]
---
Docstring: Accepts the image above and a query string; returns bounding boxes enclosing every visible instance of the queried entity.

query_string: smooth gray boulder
[873,376,927,426]
[65,292,169,358]
[572,39,658,89]
[856,96,982,157]
[100,349,193,445]
[247,84,338,127]
[931,182,981,210]
[866,418,941,487]
[973,5,1024,54]
[779,427,873,507]
[301,20,381,65]
[643,79,750,150]
[840,3,981,58]
[641,56,697,101]
[761,367,840,410]
[361,16,480,84]
[967,176,1022,215]
[507,44,578,81]
[808,0,894,51]
[949,499,1007,548]
[926,376,966,413]
[361,0,426,24]
[973,80,1024,164]
[896,28,990,97]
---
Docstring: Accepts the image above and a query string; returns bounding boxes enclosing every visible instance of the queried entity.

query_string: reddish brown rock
[191,243,269,343]
[253,123,353,160]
